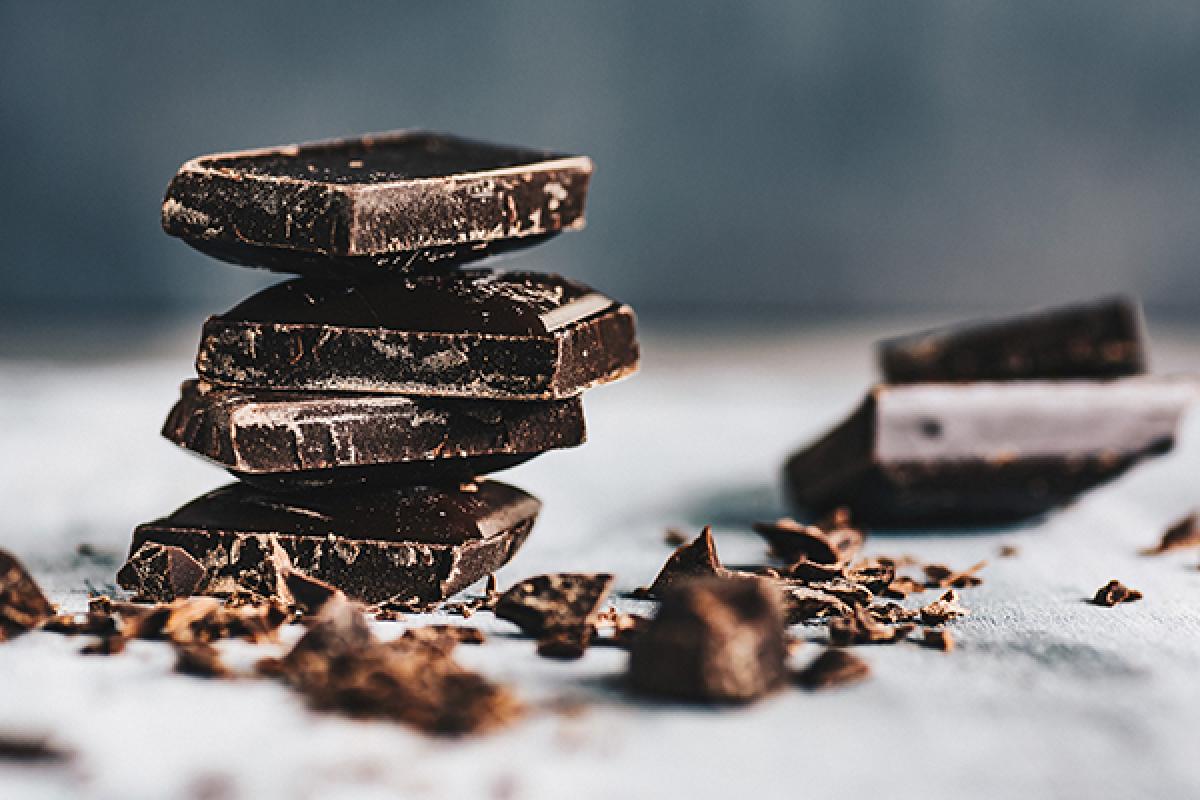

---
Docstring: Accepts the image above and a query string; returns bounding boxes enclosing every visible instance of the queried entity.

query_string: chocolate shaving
[1092,579,1143,607]
[780,585,853,623]
[1142,514,1200,555]
[796,647,870,689]
[0,549,55,642]
[883,575,927,599]
[116,542,207,602]
[828,605,914,646]
[868,602,920,625]
[923,561,987,589]
[920,590,970,625]
[921,628,955,652]
[752,513,863,565]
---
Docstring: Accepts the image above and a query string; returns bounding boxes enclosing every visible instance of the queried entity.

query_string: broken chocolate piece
[920,590,969,624]
[284,571,342,615]
[785,379,1194,525]
[663,529,688,547]
[196,272,639,401]
[998,544,1020,558]
[645,527,727,597]
[397,625,485,653]
[130,480,538,603]
[164,380,586,489]
[162,130,592,276]
[629,577,786,703]
[877,295,1146,383]
[0,733,69,763]
[752,514,864,564]
[270,595,520,734]
[923,561,986,589]
[1092,579,1143,607]
[795,647,870,689]
[116,542,207,602]
[921,628,954,652]
[0,549,54,642]
[883,575,926,599]
[494,573,613,660]
[779,585,853,623]
[1142,514,1200,555]
[828,605,914,646]
[174,642,231,678]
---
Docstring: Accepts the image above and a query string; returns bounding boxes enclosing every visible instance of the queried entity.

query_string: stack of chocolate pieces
[785,296,1195,526]
[123,131,639,603]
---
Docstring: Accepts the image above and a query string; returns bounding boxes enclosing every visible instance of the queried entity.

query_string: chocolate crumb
[922,628,955,652]
[883,575,927,599]
[375,608,407,622]
[174,642,231,678]
[998,544,1020,558]
[796,647,870,689]
[1142,514,1200,556]
[920,590,970,625]
[868,602,920,625]
[397,625,485,653]
[0,733,69,763]
[663,529,688,547]
[81,634,127,655]
[1092,579,1143,607]
[923,561,986,589]
[0,549,55,642]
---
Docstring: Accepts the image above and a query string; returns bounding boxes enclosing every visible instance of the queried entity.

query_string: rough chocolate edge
[553,304,641,396]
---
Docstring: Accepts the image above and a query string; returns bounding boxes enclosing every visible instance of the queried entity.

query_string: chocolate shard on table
[162,130,592,277]
[628,577,787,703]
[877,295,1147,384]
[0,549,55,642]
[116,542,207,602]
[128,480,539,604]
[785,379,1196,526]
[164,380,586,489]
[196,271,639,400]
[493,573,614,659]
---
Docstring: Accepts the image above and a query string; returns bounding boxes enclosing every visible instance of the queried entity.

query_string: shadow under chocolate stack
[123,131,639,604]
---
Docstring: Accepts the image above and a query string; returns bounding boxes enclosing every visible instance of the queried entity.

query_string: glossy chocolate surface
[162,130,591,276]
[785,379,1195,526]
[163,380,585,489]
[878,295,1147,383]
[197,271,640,399]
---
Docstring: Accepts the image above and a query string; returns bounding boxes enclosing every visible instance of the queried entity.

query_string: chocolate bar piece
[164,380,586,489]
[878,296,1146,383]
[196,271,639,400]
[628,577,786,703]
[785,379,1195,526]
[162,130,592,277]
[129,480,538,603]
[116,543,207,602]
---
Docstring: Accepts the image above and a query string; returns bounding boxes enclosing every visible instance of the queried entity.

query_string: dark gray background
[3,1,1200,318]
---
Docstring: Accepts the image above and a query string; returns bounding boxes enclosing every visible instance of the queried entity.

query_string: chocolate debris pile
[120,131,639,605]
[784,296,1196,526]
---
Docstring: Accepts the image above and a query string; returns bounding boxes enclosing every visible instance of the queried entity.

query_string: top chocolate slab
[877,296,1147,383]
[162,131,592,277]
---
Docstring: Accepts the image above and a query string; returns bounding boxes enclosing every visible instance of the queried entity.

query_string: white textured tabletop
[2,316,1200,800]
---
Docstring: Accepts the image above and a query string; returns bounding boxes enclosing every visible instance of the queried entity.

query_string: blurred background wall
[3,1,1200,318]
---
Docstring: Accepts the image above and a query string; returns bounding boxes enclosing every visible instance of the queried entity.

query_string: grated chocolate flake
[795,647,870,690]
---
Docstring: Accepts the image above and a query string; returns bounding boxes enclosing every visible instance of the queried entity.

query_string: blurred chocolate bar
[164,380,585,490]
[196,272,639,399]
[785,379,1195,526]
[877,296,1146,383]
[162,131,591,276]
[130,481,538,603]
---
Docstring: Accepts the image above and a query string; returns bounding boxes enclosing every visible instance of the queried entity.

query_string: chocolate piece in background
[130,480,538,603]
[284,571,342,615]
[116,542,207,602]
[1141,514,1200,555]
[196,271,639,401]
[0,549,55,642]
[162,130,592,277]
[752,512,863,565]
[628,577,786,703]
[785,379,1196,526]
[493,573,614,659]
[1092,579,1143,607]
[922,628,955,652]
[877,295,1147,383]
[920,590,969,625]
[644,526,728,597]
[796,647,870,689]
[164,380,586,490]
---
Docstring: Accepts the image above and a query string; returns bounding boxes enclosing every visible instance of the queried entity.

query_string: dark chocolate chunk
[828,605,914,646]
[919,590,969,624]
[164,380,585,489]
[116,542,207,602]
[1092,579,1143,607]
[752,513,863,565]
[921,628,955,652]
[162,130,591,277]
[0,549,54,642]
[877,295,1146,383]
[174,642,231,678]
[196,271,638,400]
[796,647,870,689]
[644,526,728,597]
[493,573,614,660]
[923,561,986,589]
[785,379,1194,526]
[284,571,342,615]
[268,595,521,734]
[628,577,786,703]
[0,733,69,763]
[1142,514,1200,555]
[129,480,538,603]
